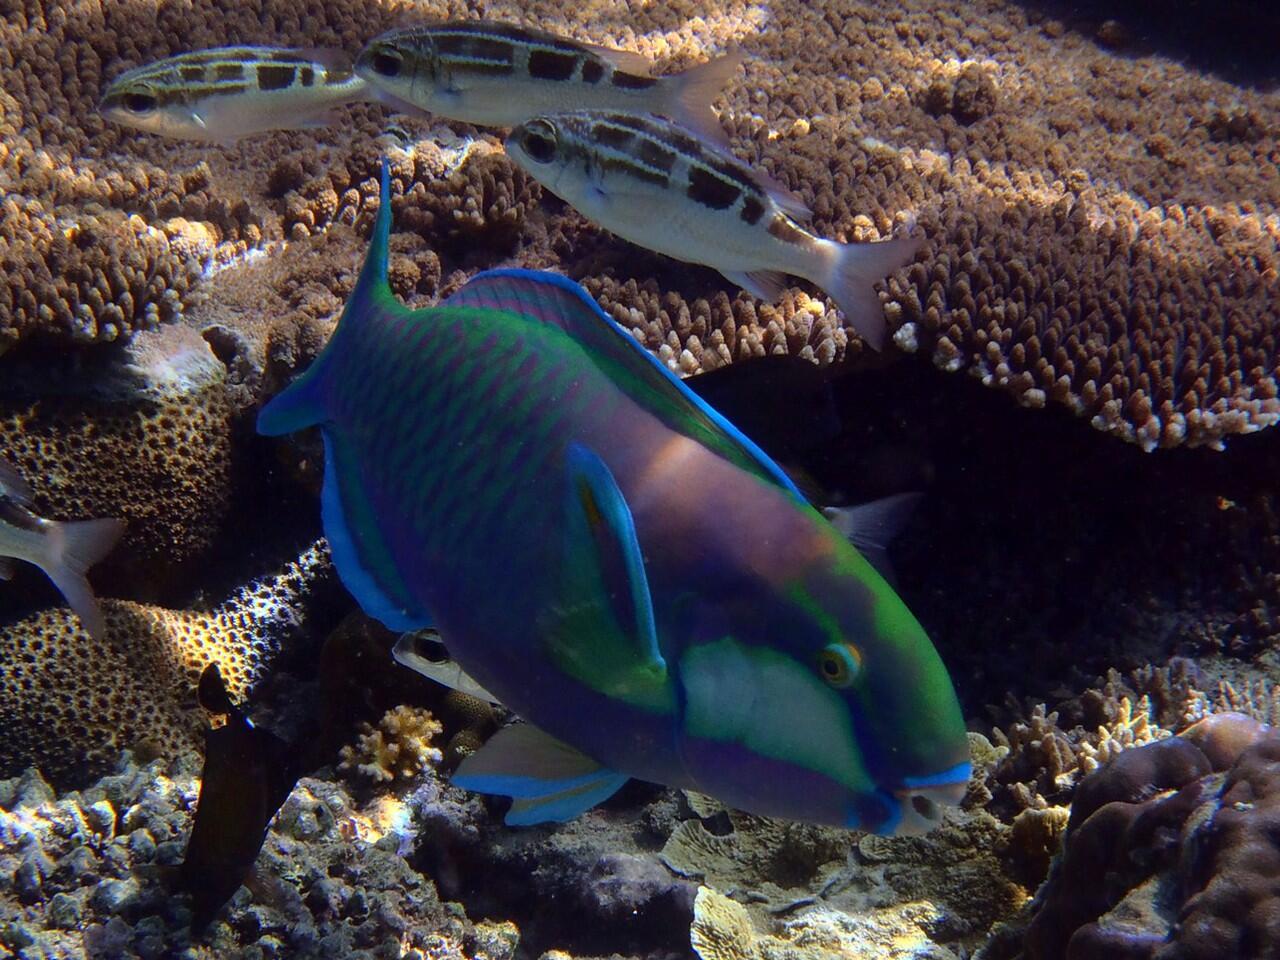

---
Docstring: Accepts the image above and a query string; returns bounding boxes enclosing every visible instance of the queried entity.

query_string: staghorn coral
[0,539,333,784]
[339,704,444,784]
[0,322,232,565]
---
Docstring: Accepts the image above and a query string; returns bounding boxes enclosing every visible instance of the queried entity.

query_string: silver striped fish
[99,46,368,142]
[355,20,738,146]
[505,111,920,350]
[0,457,124,640]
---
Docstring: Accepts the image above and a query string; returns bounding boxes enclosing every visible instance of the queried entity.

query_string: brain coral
[0,539,333,785]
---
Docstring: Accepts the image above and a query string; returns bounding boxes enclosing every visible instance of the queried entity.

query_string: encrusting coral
[0,539,333,784]
[0,322,233,564]
[339,704,444,784]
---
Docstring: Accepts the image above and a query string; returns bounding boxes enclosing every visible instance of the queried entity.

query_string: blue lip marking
[903,762,973,789]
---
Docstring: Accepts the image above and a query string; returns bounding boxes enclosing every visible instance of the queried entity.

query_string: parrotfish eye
[817,642,861,688]
[370,46,404,78]
[519,121,558,164]
[122,91,157,114]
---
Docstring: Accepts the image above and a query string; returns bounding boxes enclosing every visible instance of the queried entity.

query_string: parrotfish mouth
[891,761,973,836]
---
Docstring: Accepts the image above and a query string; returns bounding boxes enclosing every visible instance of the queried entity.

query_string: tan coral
[0,539,332,784]
[339,704,444,785]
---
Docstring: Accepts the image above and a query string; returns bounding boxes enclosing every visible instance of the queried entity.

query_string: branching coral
[0,539,333,784]
[339,704,443,784]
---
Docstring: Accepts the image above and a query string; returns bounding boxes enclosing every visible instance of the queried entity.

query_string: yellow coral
[340,705,443,784]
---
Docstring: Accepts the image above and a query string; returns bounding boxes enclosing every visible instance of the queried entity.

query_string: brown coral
[0,539,333,784]
[0,323,232,565]
[339,704,443,784]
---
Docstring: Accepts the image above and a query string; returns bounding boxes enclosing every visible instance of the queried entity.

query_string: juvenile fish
[100,46,368,141]
[355,21,738,145]
[505,111,920,350]
[0,457,125,639]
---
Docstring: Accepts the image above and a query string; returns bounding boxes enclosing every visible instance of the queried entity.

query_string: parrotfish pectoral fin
[392,631,500,703]
[452,723,629,825]
[41,517,126,640]
[320,432,433,632]
[443,269,805,502]
[543,443,671,711]
[822,492,924,586]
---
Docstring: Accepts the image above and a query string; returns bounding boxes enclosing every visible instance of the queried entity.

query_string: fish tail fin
[40,517,126,639]
[257,158,398,436]
[817,234,921,352]
[662,48,742,147]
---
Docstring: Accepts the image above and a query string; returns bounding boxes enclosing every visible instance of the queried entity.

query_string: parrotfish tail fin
[452,723,629,825]
[0,456,34,502]
[444,270,805,501]
[257,157,397,437]
[662,48,743,148]
[821,234,922,352]
[41,517,126,639]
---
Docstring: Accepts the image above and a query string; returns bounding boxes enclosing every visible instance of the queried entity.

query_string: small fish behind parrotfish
[355,20,739,146]
[99,46,368,141]
[505,110,921,350]
[0,457,125,639]
[257,160,969,833]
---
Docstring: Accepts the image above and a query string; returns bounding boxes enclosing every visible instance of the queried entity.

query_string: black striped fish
[99,47,368,141]
[505,111,921,350]
[355,21,738,145]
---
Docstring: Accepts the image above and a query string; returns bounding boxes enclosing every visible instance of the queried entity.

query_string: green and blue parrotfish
[355,20,738,146]
[0,457,124,639]
[257,160,970,833]
[505,110,920,350]
[99,46,368,142]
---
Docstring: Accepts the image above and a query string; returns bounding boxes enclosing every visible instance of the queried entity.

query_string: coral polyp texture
[4,0,1275,448]
[0,540,332,784]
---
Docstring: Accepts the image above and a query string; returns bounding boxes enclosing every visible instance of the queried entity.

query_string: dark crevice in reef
[1014,0,1280,86]
[801,356,1279,717]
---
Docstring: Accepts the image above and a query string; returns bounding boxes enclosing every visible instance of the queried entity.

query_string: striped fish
[505,111,921,350]
[355,21,738,145]
[255,161,971,832]
[99,46,368,141]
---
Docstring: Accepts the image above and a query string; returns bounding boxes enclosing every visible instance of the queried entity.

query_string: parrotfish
[257,161,969,833]
[0,457,125,639]
[99,47,368,141]
[355,21,738,146]
[505,111,920,350]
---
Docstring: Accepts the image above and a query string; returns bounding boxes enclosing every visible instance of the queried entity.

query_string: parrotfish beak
[890,761,972,836]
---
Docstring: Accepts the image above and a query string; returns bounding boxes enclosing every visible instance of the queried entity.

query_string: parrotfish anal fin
[258,158,400,437]
[544,444,670,712]
[443,270,806,502]
[392,631,500,703]
[452,723,629,825]
[320,431,433,632]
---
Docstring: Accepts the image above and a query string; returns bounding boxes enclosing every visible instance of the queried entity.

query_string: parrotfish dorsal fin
[257,159,399,437]
[444,270,806,502]
[542,443,670,713]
